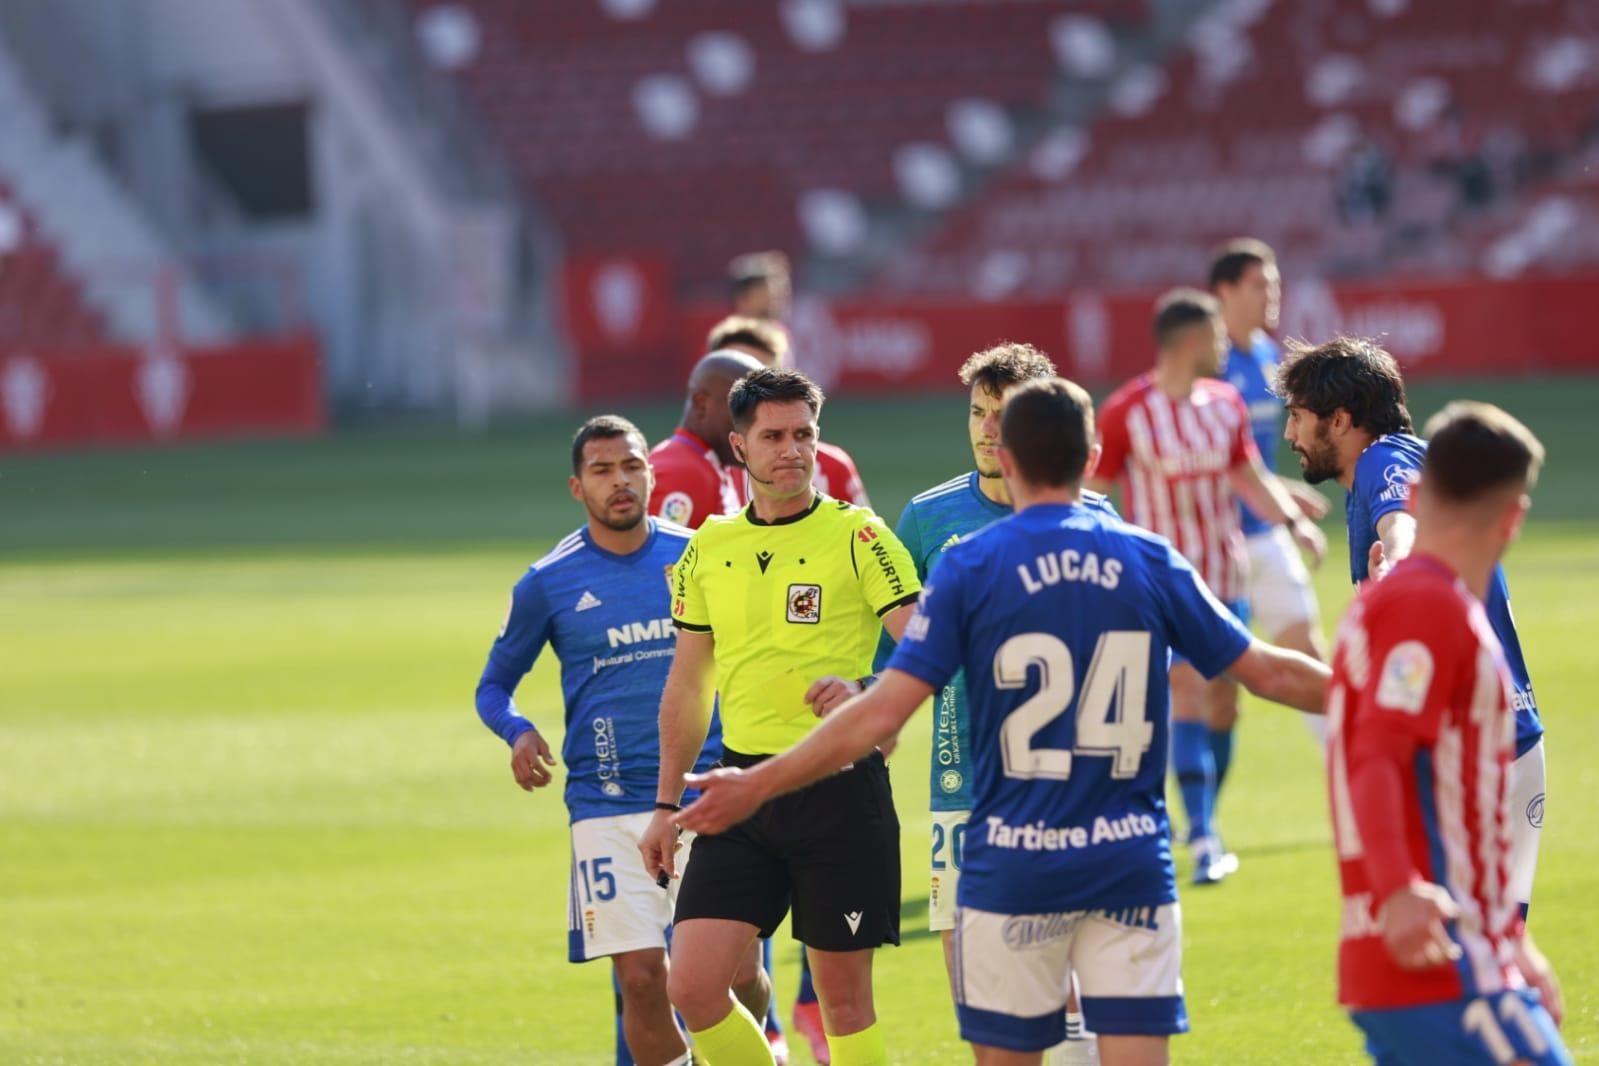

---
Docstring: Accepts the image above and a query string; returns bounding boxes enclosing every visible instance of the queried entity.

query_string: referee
[640,368,920,1066]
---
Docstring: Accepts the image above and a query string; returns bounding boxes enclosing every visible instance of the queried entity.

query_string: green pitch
[2,379,1596,1064]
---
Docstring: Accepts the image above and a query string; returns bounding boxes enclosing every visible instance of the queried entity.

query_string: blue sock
[796,949,818,1005]
[1172,720,1215,843]
[1209,727,1235,795]
[613,969,635,1066]
[762,938,782,1032]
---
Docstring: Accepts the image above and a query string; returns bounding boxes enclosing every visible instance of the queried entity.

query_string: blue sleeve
[474,571,552,746]
[872,501,924,671]
[886,548,965,691]
[1360,444,1415,526]
[1157,543,1253,680]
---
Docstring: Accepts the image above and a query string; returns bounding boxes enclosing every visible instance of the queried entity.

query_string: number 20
[993,631,1153,780]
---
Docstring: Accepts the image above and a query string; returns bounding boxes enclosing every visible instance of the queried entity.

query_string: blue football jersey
[475,519,721,822]
[1348,433,1542,755]
[888,502,1253,914]
[1223,332,1284,536]
[875,472,1118,812]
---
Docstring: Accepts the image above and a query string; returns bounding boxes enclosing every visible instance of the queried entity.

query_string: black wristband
[654,801,681,812]
[856,674,878,691]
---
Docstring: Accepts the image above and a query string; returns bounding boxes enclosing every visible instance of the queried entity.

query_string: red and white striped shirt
[1094,373,1257,602]
[1327,554,1521,1010]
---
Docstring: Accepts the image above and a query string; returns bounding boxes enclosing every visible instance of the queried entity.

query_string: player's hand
[1287,481,1331,520]
[1515,933,1565,1028]
[805,675,862,717]
[638,809,683,883]
[676,768,765,836]
[510,729,557,791]
[1291,516,1327,568]
[1368,540,1395,582]
[1377,881,1462,970]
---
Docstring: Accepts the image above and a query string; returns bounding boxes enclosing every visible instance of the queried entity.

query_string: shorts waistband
[718,748,882,772]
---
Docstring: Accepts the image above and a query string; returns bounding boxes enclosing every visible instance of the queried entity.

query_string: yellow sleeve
[671,533,712,632]
[849,510,922,617]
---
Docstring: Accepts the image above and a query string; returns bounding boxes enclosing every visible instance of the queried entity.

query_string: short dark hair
[1423,402,1544,502]
[728,251,788,298]
[707,315,787,361]
[571,414,647,474]
[1208,237,1276,290]
[1001,377,1095,488]
[1274,336,1414,436]
[728,367,823,432]
[1153,288,1220,348]
[958,342,1057,395]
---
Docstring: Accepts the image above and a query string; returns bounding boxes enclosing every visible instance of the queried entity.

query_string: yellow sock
[828,1023,888,1066]
[688,1000,774,1066]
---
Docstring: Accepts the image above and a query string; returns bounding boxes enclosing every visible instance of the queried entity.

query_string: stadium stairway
[0,28,234,348]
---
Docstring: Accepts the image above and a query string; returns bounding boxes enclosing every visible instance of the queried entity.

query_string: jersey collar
[672,427,725,469]
[579,518,659,563]
[745,492,824,527]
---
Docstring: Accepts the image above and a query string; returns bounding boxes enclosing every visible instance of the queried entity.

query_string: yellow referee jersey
[672,493,921,755]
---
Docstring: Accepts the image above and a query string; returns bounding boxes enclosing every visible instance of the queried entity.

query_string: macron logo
[575,591,603,612]
[844,911,863,935]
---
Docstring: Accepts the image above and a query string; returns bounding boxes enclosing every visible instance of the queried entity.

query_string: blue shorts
[1170,600,1250,673]
[1351,988,1570,1066]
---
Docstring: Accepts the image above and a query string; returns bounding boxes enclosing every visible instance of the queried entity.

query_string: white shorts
[567,811,693,963]
[929,809,969,933]
[1244,527,1319,637]
[1508,740,1545,911]
[953,902,1187,1051]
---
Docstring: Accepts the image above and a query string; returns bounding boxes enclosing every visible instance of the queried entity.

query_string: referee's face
[733,399,817,500]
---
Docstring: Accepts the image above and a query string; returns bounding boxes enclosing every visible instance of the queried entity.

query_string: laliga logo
[1281,278,1445,364]
[591,260,645,341]
[1,354,47,439]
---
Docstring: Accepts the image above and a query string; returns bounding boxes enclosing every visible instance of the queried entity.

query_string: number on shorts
[993,631,1154,780]
[578,856,618,903]
[1463,994,1548,1062]
[931,821,965,872]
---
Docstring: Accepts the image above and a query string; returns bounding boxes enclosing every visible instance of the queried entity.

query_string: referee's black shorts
[675,748,901,952]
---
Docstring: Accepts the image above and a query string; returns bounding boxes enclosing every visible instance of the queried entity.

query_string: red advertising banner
[0,336,323,451]
[561,254,682,401]
[590,273,1599,402]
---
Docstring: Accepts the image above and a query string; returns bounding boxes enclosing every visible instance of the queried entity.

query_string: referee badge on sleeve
[787,583,822,624]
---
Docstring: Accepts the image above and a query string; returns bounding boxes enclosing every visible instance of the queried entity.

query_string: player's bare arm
[677,669,933,835]
[1229,456,1326,566]
[1223,638,1330,713]
[510,728,557,791]
[640,629,717,881]
[1284,478,1331,520]
[1369,511,1417,580]
[805,602,918,717]
[1514,932,1565,1028]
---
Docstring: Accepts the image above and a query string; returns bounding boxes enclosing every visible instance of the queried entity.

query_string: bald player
[649,350,766,530]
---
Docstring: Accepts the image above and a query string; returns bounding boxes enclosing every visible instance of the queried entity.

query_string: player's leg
[731,939,788,1064]
[669,805,792,1064]
[1508,739,1547,920]
[791,950,825,1064]
[1070,904,1186,1066]
[612,948,689,1065]
[1248,528,1327,745]
[788,750,900,1065]
[759,939,789,1064]
[1168,662,1220,883]
[667,918,773,1063]
[572,813,691,1064]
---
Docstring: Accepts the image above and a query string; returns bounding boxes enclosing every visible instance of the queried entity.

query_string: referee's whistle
[655,870,671,890]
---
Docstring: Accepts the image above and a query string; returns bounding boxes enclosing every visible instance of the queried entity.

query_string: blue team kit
[475,518,720,821]
[1225,332,1285,535]
[1347,433,1542,756]
[876,471,1118,813]
[889,502,1251,916]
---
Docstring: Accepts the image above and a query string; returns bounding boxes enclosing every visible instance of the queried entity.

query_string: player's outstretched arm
[641,630,717,882]
[675,669,933,835]
[1225,638,1331,714]
[1230,457,1326,566]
